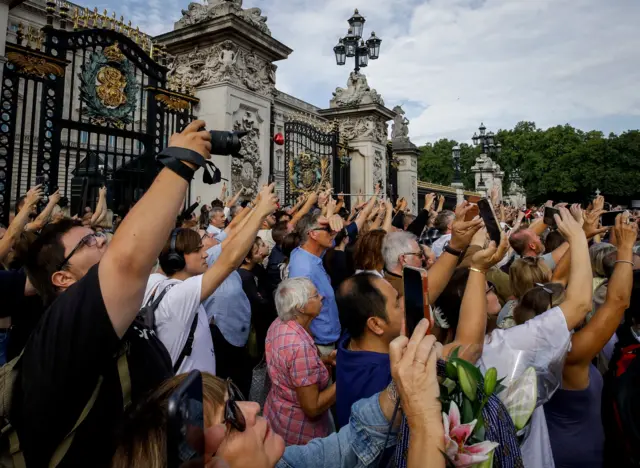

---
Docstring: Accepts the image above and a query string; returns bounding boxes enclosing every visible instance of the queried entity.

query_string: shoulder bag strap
[47,351,131,467]
[173,314,199,373]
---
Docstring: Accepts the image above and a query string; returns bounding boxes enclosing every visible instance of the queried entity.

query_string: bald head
[509,228,544,257]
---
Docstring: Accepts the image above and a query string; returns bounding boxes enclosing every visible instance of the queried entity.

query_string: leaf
[462,397,474,424]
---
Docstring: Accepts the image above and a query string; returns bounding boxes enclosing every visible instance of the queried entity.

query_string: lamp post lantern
[472,122,501,156]
[452,145,461,184]
[334,9,382,73]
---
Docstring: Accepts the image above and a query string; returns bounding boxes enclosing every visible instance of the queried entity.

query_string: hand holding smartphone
[477,198,503,244]
[543,206,560,229]
[403,266,433,336]
[601,210,625,227]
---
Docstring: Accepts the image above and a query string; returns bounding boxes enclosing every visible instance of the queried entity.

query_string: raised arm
[288,191,318,231]
[25,189,60,232]
[90,186,107,225]
[566,213,635,366]
[554,207,593,330]
[426,202,483,305]
[200,184,278,302]
[225,188,242,208]
[382,199,394,232]
[445,235,509,362]
[0,186,43,262]
[99,121,211,338]
[219,181,228,204]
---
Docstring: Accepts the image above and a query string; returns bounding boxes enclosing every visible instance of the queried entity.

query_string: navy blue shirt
[335,333,392,428]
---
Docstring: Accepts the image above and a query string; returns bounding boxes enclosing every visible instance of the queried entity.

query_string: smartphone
[477,198,502,244]
[601,211,624,227]
[543,206,559,229]
[403,265,433,336]
[465,195,481,221]
[35,175,45,186]
[167,370,205,468]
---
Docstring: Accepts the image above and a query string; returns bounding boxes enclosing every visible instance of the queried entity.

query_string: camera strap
[157,147,221,185]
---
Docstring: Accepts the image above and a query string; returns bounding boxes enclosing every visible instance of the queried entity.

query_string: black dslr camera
[206,130,248,157]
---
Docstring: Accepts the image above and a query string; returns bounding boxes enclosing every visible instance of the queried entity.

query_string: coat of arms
[79,42,139,128]
[288,151,331,194]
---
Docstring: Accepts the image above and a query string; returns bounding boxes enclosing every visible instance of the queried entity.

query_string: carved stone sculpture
[339,115,388,144]
[373,150,384,184]
[176,0,271,35]
[391,105,410,140]
[231,111,262,196]
[166,40,276,96]
[330,71,384,108]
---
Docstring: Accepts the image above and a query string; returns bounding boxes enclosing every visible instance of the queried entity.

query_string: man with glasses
[12,120,246,467]
[288,211,344,355]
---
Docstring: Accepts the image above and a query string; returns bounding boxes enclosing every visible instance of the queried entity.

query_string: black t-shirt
[0,269,45,361]
[11,264,173,467]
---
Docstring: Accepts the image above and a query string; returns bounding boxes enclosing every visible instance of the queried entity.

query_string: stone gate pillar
[390,105,418,214]
[318,71,394,200]
[155,0,291,202]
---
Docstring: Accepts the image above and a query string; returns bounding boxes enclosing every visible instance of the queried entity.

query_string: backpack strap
[47,353,130,467]
[173,314,199,373]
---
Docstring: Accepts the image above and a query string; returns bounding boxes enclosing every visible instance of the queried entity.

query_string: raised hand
[424,193,436,212]
[49,188,61,205]
[569,203,584,226]
[583,207,608,239]
[593,195,605,213]
[613,212,638,251]
[25,184,44,207]
[555,207,586,242]
[450,201,484,251]
[256,183,278,216]
[168,119,212,160]
[470,233,509,271]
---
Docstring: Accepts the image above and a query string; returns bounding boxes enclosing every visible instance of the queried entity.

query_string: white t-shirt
[144,276,216,376]
[479,306,571,468]
[432,233,452,258]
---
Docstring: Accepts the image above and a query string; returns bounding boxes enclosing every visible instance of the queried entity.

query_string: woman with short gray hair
[264,277,336,446]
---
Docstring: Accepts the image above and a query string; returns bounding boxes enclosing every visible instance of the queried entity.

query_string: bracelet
[444,244,463,257]
[469,267,486,274]
[615,260,634,266]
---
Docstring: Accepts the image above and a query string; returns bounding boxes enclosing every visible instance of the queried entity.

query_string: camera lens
[209,130,247,156]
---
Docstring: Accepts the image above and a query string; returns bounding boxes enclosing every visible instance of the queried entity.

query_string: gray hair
[382,231,419,271]
[295,211,322,245]
[589,243,617,277]
[211,206,225,218]
[274,277,315,322]
[434,210,455,233]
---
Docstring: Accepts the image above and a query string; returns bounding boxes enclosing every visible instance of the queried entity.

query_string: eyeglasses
[535,282,554,310]
[224,379,246,432]
[58,232,105,270]
[486,282,496,294]
[311,226,333,233]
[403,251,423,258]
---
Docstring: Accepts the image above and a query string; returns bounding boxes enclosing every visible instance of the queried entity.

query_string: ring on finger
[414,359,426,365]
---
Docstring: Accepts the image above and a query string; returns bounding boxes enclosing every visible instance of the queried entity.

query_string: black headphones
[165,228,186,272]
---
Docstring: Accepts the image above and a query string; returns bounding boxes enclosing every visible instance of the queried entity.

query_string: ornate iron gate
[0,6,196,225]
[283,119,341,206]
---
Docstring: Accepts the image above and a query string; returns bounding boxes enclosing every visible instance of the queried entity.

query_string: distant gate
[283,119,342,206]
[0,6,197,224]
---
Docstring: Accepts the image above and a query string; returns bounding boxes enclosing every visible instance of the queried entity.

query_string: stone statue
[330,71,384,108]
[391,105,409,140]
[176,0,271,35]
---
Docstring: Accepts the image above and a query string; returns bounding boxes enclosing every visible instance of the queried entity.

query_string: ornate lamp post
[472,122,501,157]
[333,9,382,73]
[452,144,461,184]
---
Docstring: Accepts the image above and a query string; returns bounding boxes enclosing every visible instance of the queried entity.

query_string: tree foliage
[417,121,640,204]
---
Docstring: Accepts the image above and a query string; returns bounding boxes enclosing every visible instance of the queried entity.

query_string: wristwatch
[444,244,463,257]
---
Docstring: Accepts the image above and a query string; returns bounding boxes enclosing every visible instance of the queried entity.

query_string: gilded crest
[103,42,125,63]
[79,45,139,127]
[155,94,190,111]
[288,151,331,194]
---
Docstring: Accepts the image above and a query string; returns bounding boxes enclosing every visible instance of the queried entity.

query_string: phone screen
[403,266,430,337]
[477,198,502,244]
[167,370,205,468]
[35,175,45,186]
[601,211,624,227]
[543,206,559,229]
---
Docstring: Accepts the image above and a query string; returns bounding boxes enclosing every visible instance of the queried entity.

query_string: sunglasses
[58,232,105,270]
[486,282,496,294]
[224,379,246,432]
[311,226,333,233]
[535,282,554,310]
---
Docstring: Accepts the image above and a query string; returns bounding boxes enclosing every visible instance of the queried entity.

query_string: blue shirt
[277,392,397,468]
[336,333,392,428]
[288,247,341,345]
[203,244,251,347]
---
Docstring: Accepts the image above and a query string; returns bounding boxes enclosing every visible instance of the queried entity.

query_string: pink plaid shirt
[263,319,331,446]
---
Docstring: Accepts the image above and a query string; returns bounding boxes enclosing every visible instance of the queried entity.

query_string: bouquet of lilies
[440,349,537,468]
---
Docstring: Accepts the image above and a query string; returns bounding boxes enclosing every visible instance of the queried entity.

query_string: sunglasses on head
[486,282,496,294]
[311,225,333,233]
[224,379,246,432]
[535,282,554,310]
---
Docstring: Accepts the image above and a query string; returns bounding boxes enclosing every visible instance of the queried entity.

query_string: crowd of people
[0,121,639,467]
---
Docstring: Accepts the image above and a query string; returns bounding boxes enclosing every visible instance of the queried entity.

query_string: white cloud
[106,0,640,144]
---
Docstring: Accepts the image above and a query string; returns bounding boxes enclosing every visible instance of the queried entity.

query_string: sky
[99,0,640,145]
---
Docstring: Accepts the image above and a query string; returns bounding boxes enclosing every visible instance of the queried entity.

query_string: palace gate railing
[0,3,197,224]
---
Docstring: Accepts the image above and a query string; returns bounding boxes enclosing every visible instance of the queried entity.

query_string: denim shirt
[288,247,341,344]
[276,392,397,468]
